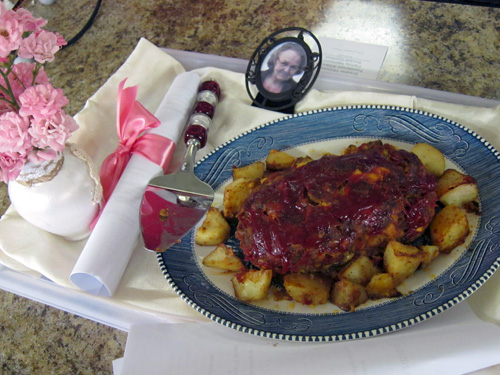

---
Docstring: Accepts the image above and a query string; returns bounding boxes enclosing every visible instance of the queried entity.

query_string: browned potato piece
[195,207,231,246]
[265,149,296,171]
[331,279,368,312]
[436,169,478,207]
[411,143,446,176]
[231,269,273,302]
[339,255,380,286]
[222,177,259,218]
[384,241,423,285]
[440,183,479,207]
[436,169,474,196]
[420,245,440,268]
[430,204,470,253]
[202,244,246,272]
[232,161,266,181]
[283,273,332,305]
[365,273,400,299]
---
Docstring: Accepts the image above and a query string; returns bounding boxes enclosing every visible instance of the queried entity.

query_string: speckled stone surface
[0,0,499,373]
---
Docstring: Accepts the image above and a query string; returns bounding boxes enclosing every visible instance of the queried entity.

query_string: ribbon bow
[99,79,175,203]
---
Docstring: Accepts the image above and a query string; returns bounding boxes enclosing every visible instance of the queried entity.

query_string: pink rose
[18,29,62,63]
[0,150,26,182]
[28,110,78,153]
[18,63,51,86]
[55,32,67,48]
[0,111,32,154]
[12,8,47,32]
[0,13,23,58]
[18,83,69,121]
[0,62,50,103]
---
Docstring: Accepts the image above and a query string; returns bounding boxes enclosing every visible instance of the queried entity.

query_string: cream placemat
[0,38,499,325]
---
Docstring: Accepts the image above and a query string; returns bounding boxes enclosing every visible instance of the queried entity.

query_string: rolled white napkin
[70,71,201,296]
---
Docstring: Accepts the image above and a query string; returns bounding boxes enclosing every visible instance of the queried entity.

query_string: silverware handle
[184,80,220,149]
[180,137,200,174]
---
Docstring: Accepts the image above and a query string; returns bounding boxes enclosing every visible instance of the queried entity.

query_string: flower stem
[0,55,21,110]
[31,63,42,86]
[0,96,17,107]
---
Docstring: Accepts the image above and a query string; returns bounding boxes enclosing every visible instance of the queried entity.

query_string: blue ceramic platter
[157,105,500,341]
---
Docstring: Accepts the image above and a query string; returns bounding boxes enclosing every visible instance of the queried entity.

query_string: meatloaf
[235,141,438,274]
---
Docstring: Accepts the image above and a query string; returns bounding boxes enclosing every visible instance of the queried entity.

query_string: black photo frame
[245,27,322,114]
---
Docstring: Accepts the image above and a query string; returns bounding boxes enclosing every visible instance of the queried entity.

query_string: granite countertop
[0,0,499,373]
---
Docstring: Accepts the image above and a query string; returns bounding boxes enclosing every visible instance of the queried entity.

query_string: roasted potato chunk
[231,269,273,302]
[384,241,423,285]
[436,169,475,196]
[436,169,479,207]
[331,279,368,312]
[365,273,400,299]
[223,177,259,218]
[265,149,296,171]
[232,161,266,181]
[195,207,231,246]
[202,243,246,272]
[339,255,380,286]
[411,143,446,176]
[440,183,479,207]
[430,204,470,253]
[436,169,478,207]
[283,273,332,305]
[420,245,440,268]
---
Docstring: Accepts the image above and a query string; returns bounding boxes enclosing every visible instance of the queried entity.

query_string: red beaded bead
[194,101,215,119]
[185,124,208,149]
[198,80,220,99]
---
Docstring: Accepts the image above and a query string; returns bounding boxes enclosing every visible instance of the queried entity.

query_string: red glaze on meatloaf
[235,141,438,274]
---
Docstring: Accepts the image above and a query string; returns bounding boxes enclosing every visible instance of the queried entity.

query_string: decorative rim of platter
[157,105,500,342]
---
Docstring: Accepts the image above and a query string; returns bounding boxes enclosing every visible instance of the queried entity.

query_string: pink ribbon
[99,79,175,204]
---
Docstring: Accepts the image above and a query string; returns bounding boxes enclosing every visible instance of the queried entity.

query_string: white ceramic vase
[8,144,102,241]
